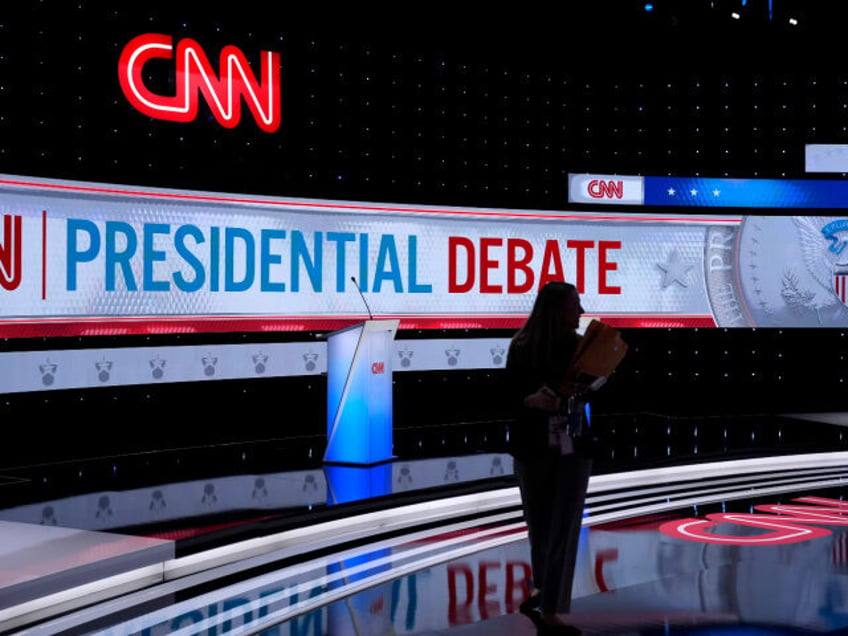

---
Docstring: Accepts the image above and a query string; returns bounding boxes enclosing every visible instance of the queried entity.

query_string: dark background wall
[2,2,845,205]
[1,1,847,466]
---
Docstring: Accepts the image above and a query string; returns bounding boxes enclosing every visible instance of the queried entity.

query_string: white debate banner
[1,173,847,333]
[0,174,743,336]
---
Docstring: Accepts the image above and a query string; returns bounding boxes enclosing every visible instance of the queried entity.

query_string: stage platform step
[0,520,173,631]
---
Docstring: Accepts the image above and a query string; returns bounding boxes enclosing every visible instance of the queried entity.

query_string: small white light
[731,11,740,19]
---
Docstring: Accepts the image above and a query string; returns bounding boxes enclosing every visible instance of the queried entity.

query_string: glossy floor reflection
[262,477,848,635]
[6,413,848,635]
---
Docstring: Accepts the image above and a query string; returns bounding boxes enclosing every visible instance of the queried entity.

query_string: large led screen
[0,172,846,338]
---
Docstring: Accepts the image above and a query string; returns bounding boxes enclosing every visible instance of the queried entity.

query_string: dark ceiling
[0,1,844,210]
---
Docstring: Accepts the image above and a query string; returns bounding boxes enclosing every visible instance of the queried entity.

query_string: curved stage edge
[6,420,848,635]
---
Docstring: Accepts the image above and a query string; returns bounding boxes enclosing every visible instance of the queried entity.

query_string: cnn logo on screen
[568,174,644,205]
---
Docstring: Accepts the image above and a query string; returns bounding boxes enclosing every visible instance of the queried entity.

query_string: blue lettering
[290,586,324,636]
[207,601,218,634]
[170,609,204,630]
[210,226,220,292]
[359,233,369,291]
[66,219,100,291]
[291,230,322,292]
[408,236,432,293]
[221,598,253,631]
[374,234,402,292]
[225,227,254,292]
[260,229,286,292]
[258,584,288,620]
[390,576,419,629]
[104,221,137,291]
[174,224,206,292]
[143,223,170,292]
[327,231,355,292]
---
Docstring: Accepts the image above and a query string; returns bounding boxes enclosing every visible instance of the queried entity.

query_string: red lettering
[566,240,594,294]
[599,240,621,294]
[477,561,500,620]
[0,214,22,291]
[660,497,848,546]
[593,548,619,593]
[118,33,281,133]
[588,179,624,199]
[479,238,502,293]
[538,240,565,289]
[505,561,532,613]
[448,236,475,293]
[754,497,848,525]
[447,564,474,625]
[371,361,385,374]
[659,512,832,546]
[447,236,623,295]
[507,239,534,293]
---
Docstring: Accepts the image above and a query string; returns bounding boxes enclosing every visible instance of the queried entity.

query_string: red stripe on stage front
[0,314,717,338]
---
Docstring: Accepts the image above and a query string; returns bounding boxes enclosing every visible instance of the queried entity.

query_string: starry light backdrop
[0,2,847,466]
[0,1,845,213]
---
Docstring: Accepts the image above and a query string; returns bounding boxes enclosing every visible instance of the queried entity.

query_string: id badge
[548,415,565,448]
[559,431,574,455]
[548,415,574,454]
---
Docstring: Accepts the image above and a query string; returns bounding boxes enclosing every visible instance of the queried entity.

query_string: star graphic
[690,188,698,196]
[657,250,693,289]
[667,187,676,196]
[712,189,721,197]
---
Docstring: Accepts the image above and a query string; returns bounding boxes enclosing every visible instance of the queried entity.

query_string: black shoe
[519,593,541,614]
[519,593,542,623]
[536,623,582,636]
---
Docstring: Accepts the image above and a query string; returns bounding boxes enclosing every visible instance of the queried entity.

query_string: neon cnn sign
[118,33,281,133]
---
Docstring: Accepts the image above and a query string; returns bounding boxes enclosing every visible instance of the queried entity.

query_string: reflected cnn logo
[118,33,281,133]
[0,214,22,291]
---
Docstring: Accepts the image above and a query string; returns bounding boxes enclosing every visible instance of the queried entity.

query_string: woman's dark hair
[512,281,579,368]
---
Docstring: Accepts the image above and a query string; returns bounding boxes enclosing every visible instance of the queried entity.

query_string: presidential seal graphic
[735,216,848,327]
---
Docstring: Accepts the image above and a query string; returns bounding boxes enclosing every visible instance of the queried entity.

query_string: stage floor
[4,412,848,635]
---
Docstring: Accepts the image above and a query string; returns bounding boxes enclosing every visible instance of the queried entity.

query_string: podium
[324,319,400,465]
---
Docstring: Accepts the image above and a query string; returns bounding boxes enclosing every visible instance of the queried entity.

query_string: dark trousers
[514,450,592,615]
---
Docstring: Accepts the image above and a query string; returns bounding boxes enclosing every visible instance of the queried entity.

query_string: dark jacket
[504,331,580,460]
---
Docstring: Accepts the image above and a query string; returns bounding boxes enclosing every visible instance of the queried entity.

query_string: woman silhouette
[506,281,591,635]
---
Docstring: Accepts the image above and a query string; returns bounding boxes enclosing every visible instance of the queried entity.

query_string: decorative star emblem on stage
[657,249,693,289]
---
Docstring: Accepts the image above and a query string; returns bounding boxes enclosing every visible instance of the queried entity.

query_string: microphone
[350,276,374,320]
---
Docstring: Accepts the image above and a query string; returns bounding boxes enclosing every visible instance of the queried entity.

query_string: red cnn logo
[0,214,22,291]
[659,496,848,546]
[371,362,385,374]
[118,33,281,133]
[587,179,624,199]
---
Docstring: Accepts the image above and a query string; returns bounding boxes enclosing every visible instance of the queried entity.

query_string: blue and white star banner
[569,173,848,209]
[647,177,848,209]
